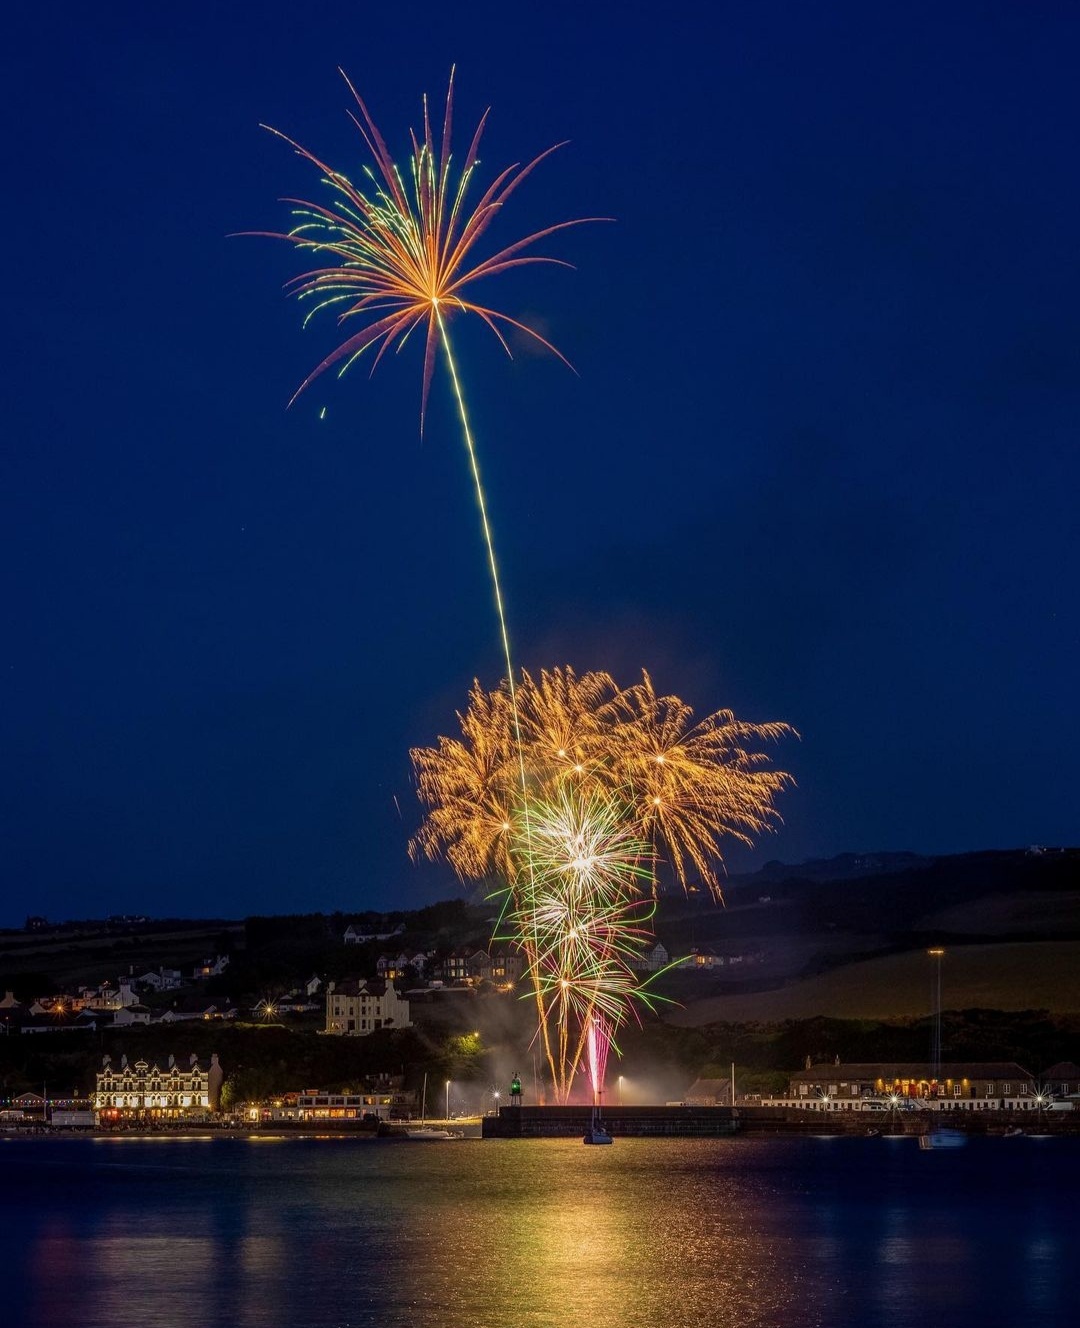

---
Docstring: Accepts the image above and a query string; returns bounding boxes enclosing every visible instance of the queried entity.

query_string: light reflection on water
[3,1135,1078,1328]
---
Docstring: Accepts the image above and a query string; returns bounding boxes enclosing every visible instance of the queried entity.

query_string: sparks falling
[412,666,796,1098]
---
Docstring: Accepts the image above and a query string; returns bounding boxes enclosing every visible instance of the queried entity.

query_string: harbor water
[3,1133,1077,1327]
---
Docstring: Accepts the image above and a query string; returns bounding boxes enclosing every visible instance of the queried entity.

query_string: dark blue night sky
[3,3,1077,925]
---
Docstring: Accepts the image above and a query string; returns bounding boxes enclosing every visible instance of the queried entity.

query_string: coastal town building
[82,979,140,1011]
[376,951,430,980]
[785,1061,1036,1104]
[92,1053,223,1120]
[17,1012,102,1035]
[192,955,230,980]
[683,1078,734,1106]
[432,947,525,986]
[1040,1063,1080,1097]
[678,947,720,970]
[629,941,670,972]
[156,997,238,1022]
[247,1079,418,1123]
[112,1003,153,1026]
[343,922,405,945]
[324,979,411,1035]
[134,967,183,991]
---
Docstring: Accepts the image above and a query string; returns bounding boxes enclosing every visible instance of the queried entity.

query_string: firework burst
[412,666,795,1098]
[497,782,659,1099]
[245,67,601,428]
[411,666,796,897]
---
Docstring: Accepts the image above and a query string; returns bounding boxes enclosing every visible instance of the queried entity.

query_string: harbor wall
[482,1104,1080,1138]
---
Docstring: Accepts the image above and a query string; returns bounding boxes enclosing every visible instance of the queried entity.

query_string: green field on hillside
[668,940,1080,1025]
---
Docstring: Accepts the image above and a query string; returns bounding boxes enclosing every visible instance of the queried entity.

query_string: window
[986,1084,994,1096]
[1003,1083,1011,1096]
[953,1083,961,1097]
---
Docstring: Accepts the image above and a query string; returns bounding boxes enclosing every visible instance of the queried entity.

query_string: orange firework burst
[411,666,796,899]
[246,67,602,427]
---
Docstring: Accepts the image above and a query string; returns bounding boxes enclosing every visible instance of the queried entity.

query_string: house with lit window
[192,955,230,980]
[324,979,411,1035]
[82,979,140,1011]
[376,951,430,980]
[487,948,525,983]
[435,948,489,984]
[677,947,720,970]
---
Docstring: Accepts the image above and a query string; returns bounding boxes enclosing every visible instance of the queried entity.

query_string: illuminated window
[953,1083,961,1097]
[986,1084,994,1096]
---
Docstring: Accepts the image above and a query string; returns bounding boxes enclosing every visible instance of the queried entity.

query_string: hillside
[665,940,1080,1024]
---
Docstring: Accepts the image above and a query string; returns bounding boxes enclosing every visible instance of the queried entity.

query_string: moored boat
[918,1127,967,1150]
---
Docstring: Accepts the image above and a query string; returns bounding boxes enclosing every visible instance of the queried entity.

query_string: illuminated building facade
[247,1081,418,1122]
[788,1061,1036,1103]
[92,1052,223,1119]
[324,979,411,1035]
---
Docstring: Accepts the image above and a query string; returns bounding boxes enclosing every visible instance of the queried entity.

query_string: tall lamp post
[445,1079,451,1121]
[927,948,946,1089]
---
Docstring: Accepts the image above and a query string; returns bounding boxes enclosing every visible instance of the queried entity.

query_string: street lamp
[445,1079,451,1121]
[927,948,946,1082]
[617,1075,624,1107]
[492,1089,500,1116]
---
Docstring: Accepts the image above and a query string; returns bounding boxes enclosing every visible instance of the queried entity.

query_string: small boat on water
[919,1127,967,1150]
[405,1073,463,1140]
[1002,1126,1024,1138]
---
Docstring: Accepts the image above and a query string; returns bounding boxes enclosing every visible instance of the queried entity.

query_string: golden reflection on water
[383,1140,804,1327]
